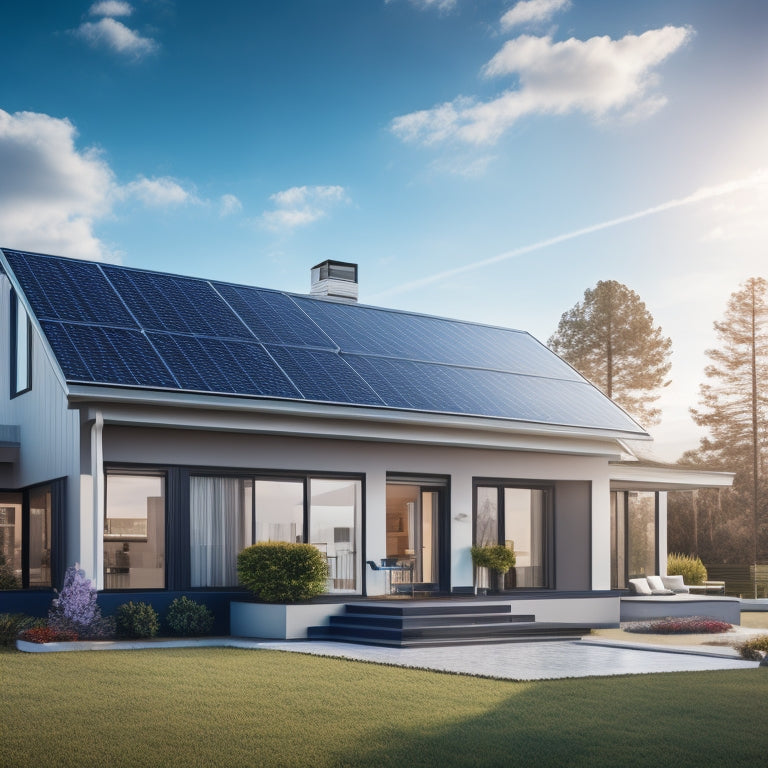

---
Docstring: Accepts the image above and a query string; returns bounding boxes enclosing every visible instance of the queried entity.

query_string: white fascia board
[610,463,734,491]
[72,389,633,458]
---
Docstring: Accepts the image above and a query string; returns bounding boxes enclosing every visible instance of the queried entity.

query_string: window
[10,291,31,397]
[474,482,550,589]
[188,473,362,593]
[627,491,657,579]
[104,474,165,589]
[0,485,53,589]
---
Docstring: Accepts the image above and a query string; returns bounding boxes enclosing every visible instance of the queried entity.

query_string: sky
[1,0,767,460]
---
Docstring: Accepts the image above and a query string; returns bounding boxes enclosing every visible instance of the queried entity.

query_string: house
[0,248,734,630]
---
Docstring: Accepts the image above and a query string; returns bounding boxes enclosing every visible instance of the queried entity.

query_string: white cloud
[387,0,457,10]
[74,17,158,59]
[500,0,571,30]
[0,108,211,262]
[90,1,133,17]
[219,194,243,217]
[120,176,197,207]
[0,109,115,260]
[392,26,691,145]
[260,185,349,232]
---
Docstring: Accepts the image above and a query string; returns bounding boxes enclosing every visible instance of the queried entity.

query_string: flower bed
[621,616,732,634]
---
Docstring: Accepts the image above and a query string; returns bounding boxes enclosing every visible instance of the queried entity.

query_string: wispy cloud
[387,0,457,11]
[369,169,768,299]
[501,0,571,30]
[219,194,243,217]
[260,185,349,232]
[73,2,158,59]
[89,1,132,17]
[392,25,691,145]
[119,176,198,207]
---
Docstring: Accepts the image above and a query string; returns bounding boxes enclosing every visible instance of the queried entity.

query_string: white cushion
[629,578,652,595]
[646,575,675,595]
[646,575,665,591]
[661,574,690,593]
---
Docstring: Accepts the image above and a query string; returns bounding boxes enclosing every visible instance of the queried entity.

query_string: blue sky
[1,0,767,458]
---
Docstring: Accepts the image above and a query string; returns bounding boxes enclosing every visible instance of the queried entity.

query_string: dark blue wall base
[0,590,246,636]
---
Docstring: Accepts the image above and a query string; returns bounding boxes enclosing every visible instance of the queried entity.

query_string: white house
[0,248,733,631]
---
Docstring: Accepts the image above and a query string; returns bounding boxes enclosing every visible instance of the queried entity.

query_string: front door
[385,483,447,592]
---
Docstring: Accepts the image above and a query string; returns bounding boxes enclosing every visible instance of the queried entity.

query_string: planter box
[230,601,346,640]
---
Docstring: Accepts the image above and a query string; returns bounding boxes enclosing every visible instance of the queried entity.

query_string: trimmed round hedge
[237,542,329,602]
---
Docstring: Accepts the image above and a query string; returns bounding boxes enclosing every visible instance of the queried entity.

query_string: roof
[0,248,648,437]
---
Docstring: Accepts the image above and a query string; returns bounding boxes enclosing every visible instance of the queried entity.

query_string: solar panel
[265,345,384,406]
[148,333,301,399]
[43,322,177,388]
[213,283,335,348]
[1,248,647,435]
[102,266,252,339]
[292,296,580,378]
[4,250,136,326]
[343,354,640,431]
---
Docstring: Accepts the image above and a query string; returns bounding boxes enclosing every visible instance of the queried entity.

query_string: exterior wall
[0,276,81,572]
[102,424,612,594]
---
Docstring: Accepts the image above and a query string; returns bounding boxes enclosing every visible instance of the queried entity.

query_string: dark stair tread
[343,602,515,617]
[331,612,535,628]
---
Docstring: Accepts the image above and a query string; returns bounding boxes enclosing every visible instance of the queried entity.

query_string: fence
[705,563,768,598]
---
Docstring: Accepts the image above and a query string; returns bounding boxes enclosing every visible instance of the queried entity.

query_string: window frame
[10,290,32,398]
[472,478,554,589]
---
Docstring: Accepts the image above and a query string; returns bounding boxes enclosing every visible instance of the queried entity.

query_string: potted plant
[471,545,516,594]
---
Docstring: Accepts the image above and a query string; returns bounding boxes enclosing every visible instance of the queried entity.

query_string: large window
[10,291,31,397]
[104,473,165,589]
[190,477,252,587]
[0,485,53,589]
[189,474,362,593]
[611,490,659,587]
[474,483,550,589]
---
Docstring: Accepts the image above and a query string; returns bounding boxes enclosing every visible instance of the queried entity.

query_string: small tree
[48,564,113,639]
[548,280,672,426]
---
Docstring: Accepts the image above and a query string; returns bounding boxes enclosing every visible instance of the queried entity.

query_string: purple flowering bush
[48,564,114,639]
[622,616,732,634]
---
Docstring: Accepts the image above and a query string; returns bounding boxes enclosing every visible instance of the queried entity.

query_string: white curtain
[190,477,249,587]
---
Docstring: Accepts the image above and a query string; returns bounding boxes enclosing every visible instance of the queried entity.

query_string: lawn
[1,647,766,768]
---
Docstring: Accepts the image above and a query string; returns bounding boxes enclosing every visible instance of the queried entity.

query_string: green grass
[1,648,766,768]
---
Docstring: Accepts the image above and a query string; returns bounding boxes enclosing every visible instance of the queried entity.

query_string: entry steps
[307,601,589,647]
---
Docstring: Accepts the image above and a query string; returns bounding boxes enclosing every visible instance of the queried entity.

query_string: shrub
[736,634,768,661]
[622,616,732,634]
[667,553,708,585]
[237,542,328,602]
[471,545,516,573]
[19,626,79,644]
[0,613,42,646]
[115,602,159,639]
[48,563,113,639]
[165,597,214,636]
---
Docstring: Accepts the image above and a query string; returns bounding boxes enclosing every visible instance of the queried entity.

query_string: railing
[705,563,768,598]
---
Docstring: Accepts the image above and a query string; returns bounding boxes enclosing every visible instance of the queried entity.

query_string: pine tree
[688,277,768,565]
[548,280,672,426]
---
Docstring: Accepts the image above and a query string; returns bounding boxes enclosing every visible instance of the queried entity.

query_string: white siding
[0,276,82,566]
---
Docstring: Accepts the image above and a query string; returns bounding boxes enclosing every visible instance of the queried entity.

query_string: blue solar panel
[212,283,335,348]
[343,354,640,431]
[292,296,580,378]
[4,250,136,326]
[265,345,384,406]
[102,266,252,339]
[148,333,301,399]
[42,322,177,388]
[1,248,646,435]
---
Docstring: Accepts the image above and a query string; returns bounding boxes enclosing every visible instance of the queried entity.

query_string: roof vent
[310,260,358,302]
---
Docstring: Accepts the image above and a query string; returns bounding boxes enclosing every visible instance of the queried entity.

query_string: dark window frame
[472,478,554,589]
[10,290,32,398]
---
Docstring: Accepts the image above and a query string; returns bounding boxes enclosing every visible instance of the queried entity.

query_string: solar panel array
[1,248,646,434]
